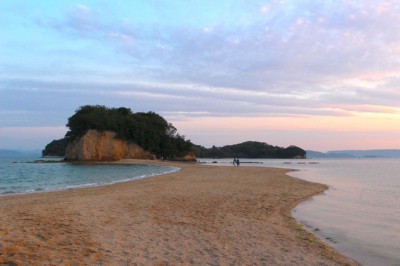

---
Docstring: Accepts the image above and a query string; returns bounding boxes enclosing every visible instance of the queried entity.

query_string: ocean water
[199,158,400,266]
[0,156,179,195]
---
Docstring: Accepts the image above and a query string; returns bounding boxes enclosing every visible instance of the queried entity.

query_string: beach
[0,160,357,265]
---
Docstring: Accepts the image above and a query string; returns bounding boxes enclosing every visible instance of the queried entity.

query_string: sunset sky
[1,0,400,151]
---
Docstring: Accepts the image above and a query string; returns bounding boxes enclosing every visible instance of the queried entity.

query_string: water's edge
[0,158,180,197]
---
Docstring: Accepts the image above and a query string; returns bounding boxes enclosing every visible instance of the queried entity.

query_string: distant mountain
[306,150,355,159]
[306,149,400,158]
[0,149,23,157]
[0,149,41,157]
[328,149,400,158]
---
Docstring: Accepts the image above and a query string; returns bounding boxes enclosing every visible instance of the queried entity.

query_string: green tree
[64,105,193,158]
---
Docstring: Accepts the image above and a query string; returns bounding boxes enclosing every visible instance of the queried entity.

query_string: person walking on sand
[233,158,237,166]
[236,158,240,166]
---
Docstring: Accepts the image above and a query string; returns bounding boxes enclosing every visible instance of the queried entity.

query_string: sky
[1,0,400,152]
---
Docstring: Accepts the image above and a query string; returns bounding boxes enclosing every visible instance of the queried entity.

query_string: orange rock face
[178,152,197,162]
[65,130,155,161]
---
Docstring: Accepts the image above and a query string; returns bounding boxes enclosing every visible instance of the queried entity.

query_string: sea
[0,156,179,195]
[199,158,400,266]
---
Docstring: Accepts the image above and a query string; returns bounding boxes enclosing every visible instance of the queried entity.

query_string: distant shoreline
[0,160,357,265]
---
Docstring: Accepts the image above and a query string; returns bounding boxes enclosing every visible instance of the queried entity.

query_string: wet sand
[0,160,357,265]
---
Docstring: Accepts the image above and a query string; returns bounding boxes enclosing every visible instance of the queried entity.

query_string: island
[43,105,195,161]
[42,105,306,160]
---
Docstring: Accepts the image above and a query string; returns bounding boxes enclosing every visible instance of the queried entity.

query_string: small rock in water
[325,237,337,243]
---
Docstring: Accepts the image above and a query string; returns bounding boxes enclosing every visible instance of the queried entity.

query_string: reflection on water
[200,158,400,266]
[290,159,400,266]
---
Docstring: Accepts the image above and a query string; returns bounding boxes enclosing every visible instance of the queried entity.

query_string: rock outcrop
[64,130,155,161]
[174,152,197,162]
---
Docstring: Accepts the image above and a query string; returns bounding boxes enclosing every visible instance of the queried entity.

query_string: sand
[0,160,358,265]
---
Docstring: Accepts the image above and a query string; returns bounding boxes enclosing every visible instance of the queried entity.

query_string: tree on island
[192,141,306,159]
[42,138,68,157]
[43,105,193,159]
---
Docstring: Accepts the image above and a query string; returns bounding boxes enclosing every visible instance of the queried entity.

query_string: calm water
[199,158,400,266]
[0,156,179,195]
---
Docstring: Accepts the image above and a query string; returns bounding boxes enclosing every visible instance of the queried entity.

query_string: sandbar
[0,160,357,265]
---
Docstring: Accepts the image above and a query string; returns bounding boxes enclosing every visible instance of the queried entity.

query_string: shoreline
[0,159,357,265]
[0,161,181,198]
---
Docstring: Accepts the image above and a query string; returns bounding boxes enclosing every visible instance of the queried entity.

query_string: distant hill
[306,149,400,158]
[0,149,23,157]
[328,149,400,158]
[0,149,41,157]
[193,141,306,159]
[306,150,355,159]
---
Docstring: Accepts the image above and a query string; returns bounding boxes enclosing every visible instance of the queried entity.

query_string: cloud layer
[1,0,400,149]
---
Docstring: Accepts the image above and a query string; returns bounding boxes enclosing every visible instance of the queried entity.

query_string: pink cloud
[328,104,400,114]
[108,32,134,46]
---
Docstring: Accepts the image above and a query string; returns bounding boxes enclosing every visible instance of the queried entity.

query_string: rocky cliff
[64,130,155,161]
[171,152,197,162]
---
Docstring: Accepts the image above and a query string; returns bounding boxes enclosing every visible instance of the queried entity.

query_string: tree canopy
[42,138,68,157]
[65,105,193,158]
[192,141,306,159]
